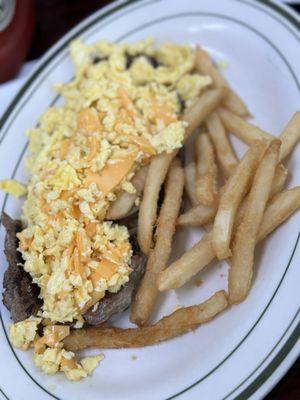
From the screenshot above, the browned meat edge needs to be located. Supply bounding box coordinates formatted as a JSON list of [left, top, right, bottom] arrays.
[[1, 212, 41, 322]]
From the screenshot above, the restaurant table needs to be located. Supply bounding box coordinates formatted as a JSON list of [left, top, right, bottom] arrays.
[[1, 1, 299, 399]]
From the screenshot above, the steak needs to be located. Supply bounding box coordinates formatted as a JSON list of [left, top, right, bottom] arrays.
[[83, 249, 146, 326], [1, 212, 41, 322], [1, 212, 146, 325]]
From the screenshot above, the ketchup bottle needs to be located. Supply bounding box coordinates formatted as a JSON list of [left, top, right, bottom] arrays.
[[0, 0, 35, 83]]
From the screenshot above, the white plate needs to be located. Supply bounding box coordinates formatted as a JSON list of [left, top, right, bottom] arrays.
[[0, 1, 299, 399]]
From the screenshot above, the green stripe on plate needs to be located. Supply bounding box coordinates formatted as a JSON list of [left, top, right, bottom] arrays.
[[232, 311, 300, 400], [0, 387, 9, 400]]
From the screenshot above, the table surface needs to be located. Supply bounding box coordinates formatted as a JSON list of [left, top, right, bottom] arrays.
[[21, 0, 299, 398]]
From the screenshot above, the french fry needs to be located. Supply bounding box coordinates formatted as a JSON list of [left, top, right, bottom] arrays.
[[235, 163, 288, 229], [177, 202, 218, 227], [182, 140, 241, 227], [179, 164, 285, 228], [132, 159, 184, 325], [138, 88, 227, 254], [228, 140, 280, 304], [195, 133, 218, 205], [184, 162, 199, 206], [157, 232, 214, 291], [270, 164, 288, 198], [218, 108, 293, 197], [195, 46, 249, 117], [212, 140, 269, 260], [183, 87, 228, 137], [158, 183, 299, 291], [106, 165, 148, 220], [206, 112, 238, 178], [278, 111, 300, 162], [137, 153, 173, 253], [64, 291, 228, 351], [179, 162, 286, 230], [218, 107, 273, 145], [257, 187, 300, 241], [181, 163, 284, 229]]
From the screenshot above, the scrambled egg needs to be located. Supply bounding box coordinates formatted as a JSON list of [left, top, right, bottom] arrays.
[[10, 318, 104, 380], [10, 316, 41, 350], [0, 179, 27, 197], [6, 38, 212, 381], [34, 348, 104, 381], [19, 221, 132, 323]]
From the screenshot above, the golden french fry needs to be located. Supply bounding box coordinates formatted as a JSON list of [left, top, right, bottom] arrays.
[[195, 46, 249, 117], [184, 162, 199, 207], [218, 108, 292, 197], [212, 140, 269, 260], [179, 180, 225, 229], [206, 112, 238, 178], [278, 111, 300, 162], [132, 159, 184, 325], [177, 202, 217, 227], [157, 232, 215, 291], [270, 164, 288, 198], [64, 291, 228, 351], [228, 140, 281, 304], [235, 163, 288, 229], [179, 182, 227, 228], [159, 184, 299, 291], [137, 153, 173, 253], [179, 164, 285, 229], [258, 187, 300, 241], [224, 92, 250, 119], [181, 159, 237, 228], [218, 107, 273, 145], [184, 87, 228, 137], [137, 88, 227, 254], [106, 165, 148, 220], [195, 133, 218, 205]]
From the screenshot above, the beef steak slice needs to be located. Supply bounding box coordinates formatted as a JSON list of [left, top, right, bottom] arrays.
[[83, 250, 146, 326], [1, 212, 41, 322]]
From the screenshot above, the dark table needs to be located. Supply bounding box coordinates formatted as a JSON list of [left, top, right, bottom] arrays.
[[26, 1, 299, 399]]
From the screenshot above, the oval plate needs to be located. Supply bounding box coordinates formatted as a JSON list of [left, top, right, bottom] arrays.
[[0, 1, 299, 399]]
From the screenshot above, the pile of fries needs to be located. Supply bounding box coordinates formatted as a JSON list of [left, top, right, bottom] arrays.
[[64, 46, 300, 352]]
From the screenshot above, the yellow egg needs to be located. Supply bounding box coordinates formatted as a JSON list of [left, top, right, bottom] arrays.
[[9, 317, 41, 350], [0, 179, 27, 197]]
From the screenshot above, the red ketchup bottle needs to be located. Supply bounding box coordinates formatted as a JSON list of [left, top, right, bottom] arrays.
[[0, 0, 35, 83]]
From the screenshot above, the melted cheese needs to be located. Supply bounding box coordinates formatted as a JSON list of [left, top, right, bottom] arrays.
[[77, 108, 102, 135], [85, 150, 137, 195]]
